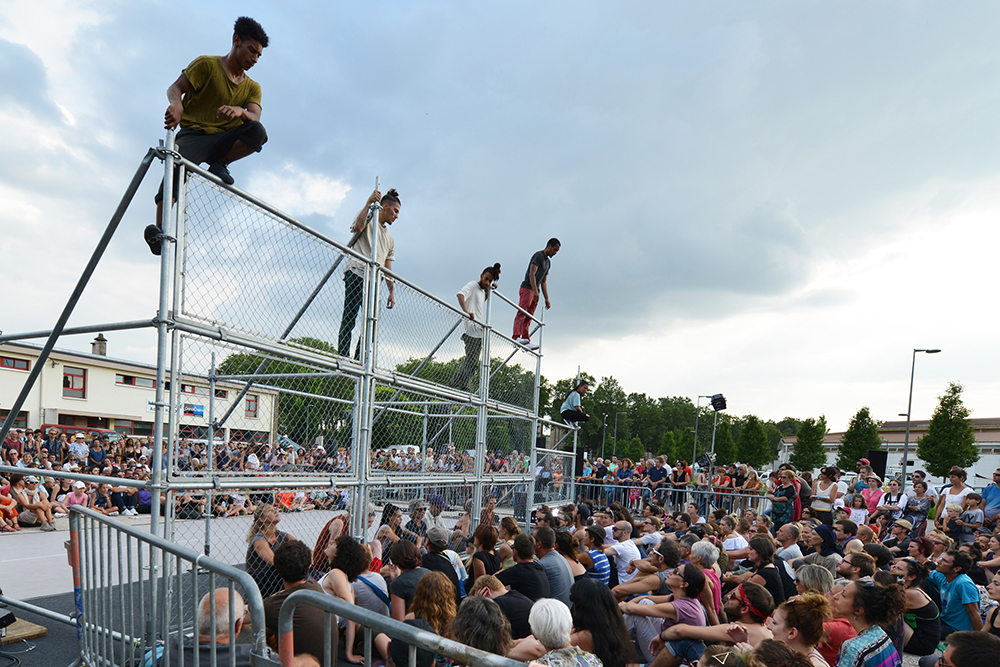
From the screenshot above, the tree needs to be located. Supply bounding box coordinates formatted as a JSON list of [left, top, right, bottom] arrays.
[[917, 382, 978, 478], [790, 416, 828, 473], [713, 418, 738, 465], [658, 431, 677, 460], [618, 436, 645, 463], [836, 407, 883, 470], [736, 416, 770, 467]]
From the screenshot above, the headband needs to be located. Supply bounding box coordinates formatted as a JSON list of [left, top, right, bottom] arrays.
[[737, 584, 768, 621]]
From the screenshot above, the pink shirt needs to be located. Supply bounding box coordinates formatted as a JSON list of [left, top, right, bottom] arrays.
[[862, 488, 884, 514], [65, 492, 89, 509]]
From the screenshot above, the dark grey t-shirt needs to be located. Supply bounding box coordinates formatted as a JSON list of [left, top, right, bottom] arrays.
[[389, 567, 429, 614], [520, 250, 551, 290]]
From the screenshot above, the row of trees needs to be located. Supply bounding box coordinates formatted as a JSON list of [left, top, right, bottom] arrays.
[[547, 375, 980, 477]]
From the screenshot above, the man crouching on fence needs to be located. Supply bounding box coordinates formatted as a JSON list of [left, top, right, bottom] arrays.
[[147, 16, 269, 255], [168, 588, 252, 666]]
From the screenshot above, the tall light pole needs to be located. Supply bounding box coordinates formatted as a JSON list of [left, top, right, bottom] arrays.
[[693, 395, 712, 464], [601, 413, 607, 460], [613, 411, 626, 458], [709, 394, 727, 456], [901, 348, 941, 483]]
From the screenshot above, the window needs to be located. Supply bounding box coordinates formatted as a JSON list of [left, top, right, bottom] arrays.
[[245, 395, 258, 418], [116, 374, 155, 388], [0, 409, 27, 429], [63, 366, 87, 399], [113, 420, 134, 435], [0, 356, 29, 371], [214, 389, 229, 399], [230, 429, 269, 444], [182, 384, 210, 397]]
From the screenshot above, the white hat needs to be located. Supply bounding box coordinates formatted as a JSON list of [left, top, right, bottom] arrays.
[[73, 481, 86, 489]]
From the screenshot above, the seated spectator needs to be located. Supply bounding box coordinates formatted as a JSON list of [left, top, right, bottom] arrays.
[[536, 526, 574, 606], [310, 514, 347, 580], [767, 593, 832, 667], [939, 630, 1000, 667], [470, 574, 534, 640], [347, 543, 391, 664], [168, 588, 252, 666], [135, 477, 153, 514], [388, 539, 429, 621], [753, 639, 815, 667], [529, 598, 603, 667], [836, 552, 877, 581], [16, 475, 56, 530], [578, 525, 611, 585], [889, 557, 941, 656], [567, 579, 635, 667], [613, 537, 679, 601], [832, 579, 905, 667], [448, 596, 512, 662], [389, 571, 458, 667], [422, 526, 464, 604], [108, 474, 138, 516], [263, 540, 335, 665], [467, 523, 502, 589], [64, 481, 90, 512], [0, 479, 18, 532], [555, 530, 588, 581], [863, 544, 893, 573], [319, 535, 367, 613], [497, 533, 551, 601], [618, 563, 706, 665], [246, 504, 296, 598]]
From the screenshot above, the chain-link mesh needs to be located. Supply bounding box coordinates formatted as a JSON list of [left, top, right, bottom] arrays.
[[161, 164, 559, 562]]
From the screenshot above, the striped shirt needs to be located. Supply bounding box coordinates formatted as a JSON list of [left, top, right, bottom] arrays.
[[836, 624, 901, 667], [587, 548, 610, 585]]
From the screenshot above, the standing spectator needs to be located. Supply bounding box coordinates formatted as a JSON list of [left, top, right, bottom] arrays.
[[812, 467, 842, 526], [935, 467, 975, 532], [980, 469, 1000, 530], [263, 540, 335, 665], [768, 471, 797, 532], [337, 188, 400, 357], [956, 494, 984, 544], [512, 238, 560, 350], [903, 482, 933, 537]]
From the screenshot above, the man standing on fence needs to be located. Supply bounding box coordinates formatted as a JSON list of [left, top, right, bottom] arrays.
[[147, 17, 270, 255], [512, 238, 560, 350], [338, 188, 400, 358], [450, 263, 502, 391]]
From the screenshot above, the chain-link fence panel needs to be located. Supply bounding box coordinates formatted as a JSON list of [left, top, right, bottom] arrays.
[[485, 331, 539, 411], [180, 174, 365, 351], [533, 450, 576, 508], [168, 333, 361, 479]]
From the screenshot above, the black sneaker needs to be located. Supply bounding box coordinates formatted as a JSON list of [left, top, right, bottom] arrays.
[[208, 162, 234, 185], [144, 224, 162, 256]]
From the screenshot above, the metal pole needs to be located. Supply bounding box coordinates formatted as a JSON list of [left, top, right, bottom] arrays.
[[710, 409, 719, 456], [693, 396, 702, 465], [901, 348, 940, 484], [473, 282, 491, 533], [206, 351, 216, 557], [601, 416, 607, 460], [614, 412, 619, 459], [0, 148, 156, 445]]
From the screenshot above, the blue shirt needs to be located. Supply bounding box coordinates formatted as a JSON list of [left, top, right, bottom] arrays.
[[586, 548, 611, 585], [560, 391, 581, 413], [927, 570, 980, 631], [981, 484, 1000, 520]]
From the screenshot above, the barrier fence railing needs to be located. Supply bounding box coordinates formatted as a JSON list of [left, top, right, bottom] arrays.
[[276, 589, 528, 667], [70, 504, 276, 667]]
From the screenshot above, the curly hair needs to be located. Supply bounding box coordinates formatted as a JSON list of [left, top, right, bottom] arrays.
[[569, 579, 635, 667], [330, 536, 368, 582], [777, 593, 831, 646], [411, 572, 457, 635], [851, 581, 906, 625], [234, 17, 269, 48], [450, 597, 511, 656]]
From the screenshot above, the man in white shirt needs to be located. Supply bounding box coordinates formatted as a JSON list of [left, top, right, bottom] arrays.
[[450, 264, 501, 391], [605, 521, 641, 584]]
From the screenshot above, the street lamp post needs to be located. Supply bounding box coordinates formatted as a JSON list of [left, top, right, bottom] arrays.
[[601, 414, 607, 459], [709, 394, 727, 456], [693, 395, 712, 464], [901, 348, 941, 483], [613, 411, 626, 459]]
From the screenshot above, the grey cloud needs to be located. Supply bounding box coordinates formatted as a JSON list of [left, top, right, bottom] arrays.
[[0, 38, 61, 120]]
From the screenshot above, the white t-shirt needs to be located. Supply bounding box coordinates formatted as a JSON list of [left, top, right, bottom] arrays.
[[941, 485, 974, 511], [610, 539, 641, 583], [723, 534, 749, 552], [457, 281, 489, 338], [638, 531, 664, 547]]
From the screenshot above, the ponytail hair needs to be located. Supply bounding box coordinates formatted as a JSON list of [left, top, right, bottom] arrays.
[[483, 263, 501, 279], [381, 188, 401, 206]]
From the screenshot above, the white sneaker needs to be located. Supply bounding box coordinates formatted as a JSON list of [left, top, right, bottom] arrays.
[[55, 513, 68, 518], [108, 511, 119, 516], [515, 338, 530, 345], [130, 508, 139, 516], [525, 342, 540, 351]]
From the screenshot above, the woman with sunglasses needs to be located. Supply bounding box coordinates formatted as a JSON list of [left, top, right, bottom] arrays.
[[926, 529, 953, 565], [888, 558, 941, 655], [831, 581, 904, 667], [767, 593, 832, 667]]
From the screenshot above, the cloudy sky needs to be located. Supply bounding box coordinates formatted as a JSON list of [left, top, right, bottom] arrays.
[[2, 1, 999, 432]]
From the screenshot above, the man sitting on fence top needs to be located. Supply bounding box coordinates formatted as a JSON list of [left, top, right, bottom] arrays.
[[169, 589, 252, 667], [146, 16, 269, 255]]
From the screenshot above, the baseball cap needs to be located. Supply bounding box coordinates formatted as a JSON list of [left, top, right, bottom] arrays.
[[24, 475, 39, 484], [858, 458, 870, 465], [426, 526, 449, 549], [73, 481, 86, 489]]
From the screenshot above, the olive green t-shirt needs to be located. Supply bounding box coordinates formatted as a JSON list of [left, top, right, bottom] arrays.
[[180, 56, 262, 134]]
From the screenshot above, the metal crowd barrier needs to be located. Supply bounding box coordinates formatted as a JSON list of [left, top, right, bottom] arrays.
[[276, 589, 528, 667], [70, 504, 276, 667], [572, 480, 771, 517]]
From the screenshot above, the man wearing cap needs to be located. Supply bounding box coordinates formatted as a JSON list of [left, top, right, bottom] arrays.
[[421, 526, 464, 605], [883, 519, 913, 556]]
